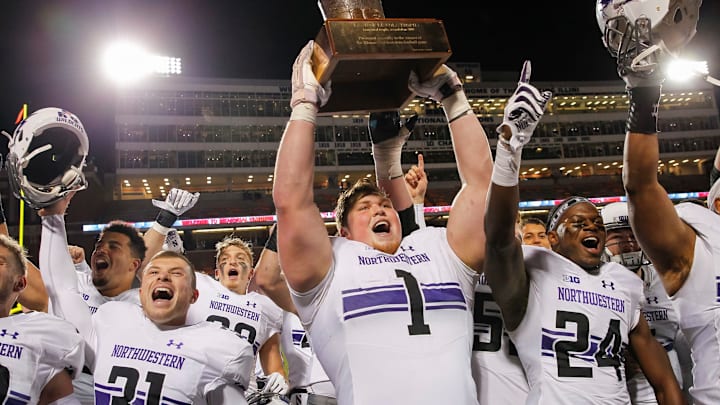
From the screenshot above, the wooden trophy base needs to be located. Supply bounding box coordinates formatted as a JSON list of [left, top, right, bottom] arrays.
[[312, 18, 452, 115]]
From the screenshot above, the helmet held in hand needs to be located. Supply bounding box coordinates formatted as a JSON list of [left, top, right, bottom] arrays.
[[5, 107, 89, 209]]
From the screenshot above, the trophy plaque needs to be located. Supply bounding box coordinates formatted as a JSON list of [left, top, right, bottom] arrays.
[[313, 0, 452, 115]]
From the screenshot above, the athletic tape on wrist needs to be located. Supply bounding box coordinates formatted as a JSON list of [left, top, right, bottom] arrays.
[[372, 144, 403, 180], [151, 221, 171, 236], [491, 141, 522, 187], [442, 91, 473, 123], [289, 103, 318, 125]]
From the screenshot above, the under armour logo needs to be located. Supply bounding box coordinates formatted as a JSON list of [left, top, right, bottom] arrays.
[[601, 280, 615, 290], [0, 329, 19, 339], [646, 296, 658, 305], [400, 245, 415, 252], [166, 339, 183, 349], [246, 301, 257, 308], [218, 293, 229, 300]]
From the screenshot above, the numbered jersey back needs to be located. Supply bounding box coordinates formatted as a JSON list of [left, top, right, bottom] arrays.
[[512, 245, 643, 404], [0, 312, 84, 405]]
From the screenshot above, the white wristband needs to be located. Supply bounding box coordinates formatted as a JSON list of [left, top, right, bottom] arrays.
[[151, 221, 171, 236], [289, 103, 318, 125], [491, 140, 522, 187], [414, 203, 426, 228], [442, 91, 473, 123]]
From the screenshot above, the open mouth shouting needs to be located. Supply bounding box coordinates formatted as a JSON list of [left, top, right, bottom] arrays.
[[581, 236, 602, 255], [372, 220, 390, 234]]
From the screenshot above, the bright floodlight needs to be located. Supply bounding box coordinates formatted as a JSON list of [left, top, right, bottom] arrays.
[[666, 59, 709, 82], [101, 40, 182, 85]]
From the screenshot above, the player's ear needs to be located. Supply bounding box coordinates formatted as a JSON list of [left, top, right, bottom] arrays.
[[191, 288, 199, 304], [547, 230, 560, 248], [339, 226, 350, 238], [14, 275, 27, 293]]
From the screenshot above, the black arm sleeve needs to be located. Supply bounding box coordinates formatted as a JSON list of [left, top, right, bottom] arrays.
[[398, 206, 420, 237]]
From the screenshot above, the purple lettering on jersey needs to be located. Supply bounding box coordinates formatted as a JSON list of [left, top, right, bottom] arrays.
[[208, 300, 260, 321], [357, 252, 431, 267], [557, 287, 626, 314], [0, 342, 22, 359], [110, 344, 186, 370]]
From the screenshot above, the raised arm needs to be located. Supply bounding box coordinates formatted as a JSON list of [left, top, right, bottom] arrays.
[[483, 61, 552, 330], [619, 58, 696, 295], [38, 194, 96, 368], [272, 40, 333, 293], [253, 225, 297, 314], [408, 64, 492, 271], [142, 188, 199, 275], [405, 153, 428, 228]]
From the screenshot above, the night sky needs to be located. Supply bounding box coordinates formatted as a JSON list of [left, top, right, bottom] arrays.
[[0, 1, 718, 171]]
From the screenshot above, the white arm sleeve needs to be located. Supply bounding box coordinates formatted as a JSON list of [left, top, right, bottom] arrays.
[[413, 203, 426, 228], [40, 215, 96, 367]]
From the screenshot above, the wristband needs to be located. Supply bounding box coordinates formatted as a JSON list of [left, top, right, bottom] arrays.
[[151, 221, 171, 236], [397, 205, 420, 237], [441, 90, 473, 123], [154, 209, 177, 230], [289, 103, 318, 125], [626, 86, 661, 134], [491, 139, 522, 187], [413, 203, 426, 229], [264, 225, 278, 252]]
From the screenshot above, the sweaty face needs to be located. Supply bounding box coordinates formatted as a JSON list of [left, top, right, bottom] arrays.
[[215, 245, 253, 294], [140, 256, 197, 326], [605, 227, 640, 256], [551, 203, 606, 271], [521, 223, 551, 249], [342, 194, 402, 254], [90, 232, 139, 296]]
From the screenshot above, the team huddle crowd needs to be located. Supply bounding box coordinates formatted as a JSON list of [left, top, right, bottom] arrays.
[[3, 1, 720, 404]]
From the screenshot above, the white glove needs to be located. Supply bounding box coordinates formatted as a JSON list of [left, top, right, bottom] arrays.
[[497, 61, 552, 152], [291, 40, 331, 109], [162, 228, 185, 254], [152, 188, 200, 217], [262, 372, 288, 396], [408, 64, 462, 103]]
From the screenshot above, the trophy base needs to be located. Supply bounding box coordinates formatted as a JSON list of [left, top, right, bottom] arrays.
[[312, 18, 452, 115]]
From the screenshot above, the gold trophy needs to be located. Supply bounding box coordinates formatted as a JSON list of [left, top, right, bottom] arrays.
[[313, 0, 452, 114]]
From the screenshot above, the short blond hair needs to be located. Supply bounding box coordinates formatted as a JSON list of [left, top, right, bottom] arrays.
[[0, 234, 27, 276], [215, 236, 253, 266]]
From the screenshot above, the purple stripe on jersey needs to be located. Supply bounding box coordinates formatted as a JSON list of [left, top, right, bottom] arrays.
[[343, 288, 408, 313], [425, 304, 467, 311], [95, 391, 112, 405], [95, 383, 124, 392], [163, 396, 192, 405], [422, 286, 465, 304], [6, 398, 27, 405], [9, 391, 30, 400], [345, 306, 411, 320]]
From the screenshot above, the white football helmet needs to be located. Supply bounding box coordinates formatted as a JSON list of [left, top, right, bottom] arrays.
[[4, 107, 89, 209], [601, 202, 647, 270], [596, 0, 702, 73]]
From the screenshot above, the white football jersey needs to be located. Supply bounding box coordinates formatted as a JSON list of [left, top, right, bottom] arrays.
[[291, 227, 479, 405], [0, 311, 84, 405], [187, 273, 283, 355], [472, 274, 529, 405], [281, 311, 335, 398], [511, 245, 643, 405], [75, 270, 140, 315], [627, 264, 683, 404], [673, 203, 720, 405], [91, 301, 254, 404]]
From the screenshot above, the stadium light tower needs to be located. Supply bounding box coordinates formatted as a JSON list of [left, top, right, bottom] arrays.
[[101, 40, 182, 85], [666, 58, 720, 87]]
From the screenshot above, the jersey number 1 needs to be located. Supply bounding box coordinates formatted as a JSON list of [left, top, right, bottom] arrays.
[[395, 270, 431, 335]]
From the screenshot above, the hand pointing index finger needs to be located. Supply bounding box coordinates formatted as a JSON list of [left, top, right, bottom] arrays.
[[518, 60, 532, 84]]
